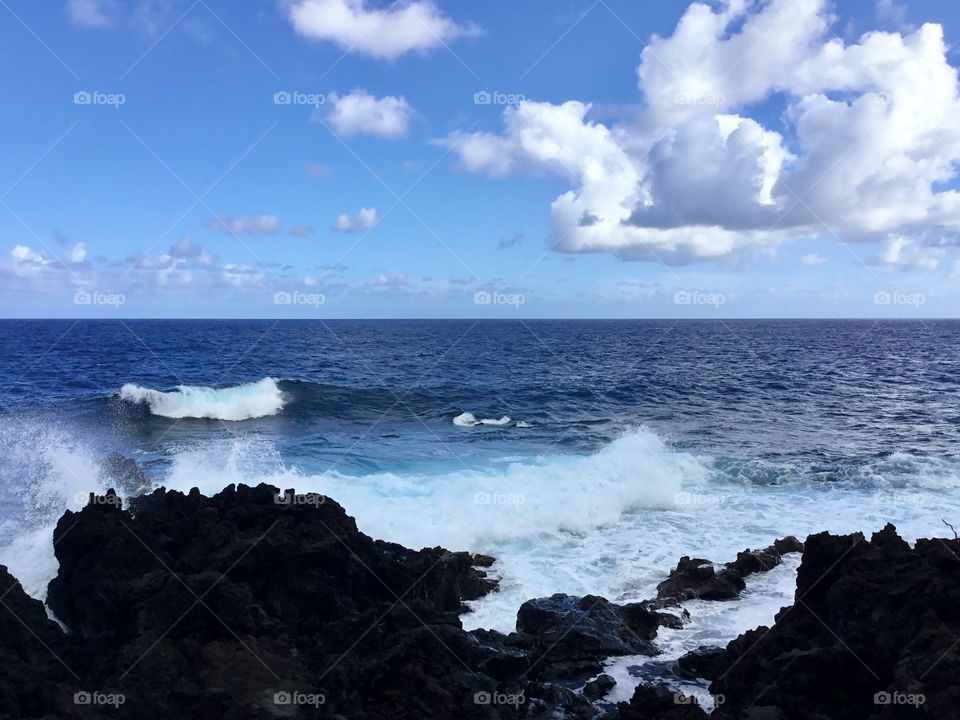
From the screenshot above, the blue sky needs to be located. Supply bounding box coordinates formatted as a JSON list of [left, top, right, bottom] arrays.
[[2, 0, 960, 318]]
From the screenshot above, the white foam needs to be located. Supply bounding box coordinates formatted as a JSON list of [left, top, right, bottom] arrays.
[[4, 422, 960, 651], [453, 412, 513, 427], [119, 377, 285, 421], [598, 555, 802, 709], [0, 421, 113, 600]]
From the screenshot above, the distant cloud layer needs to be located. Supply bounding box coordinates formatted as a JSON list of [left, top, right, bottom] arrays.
[[444, 0, 960, 267], [286, 0, 479, 60]]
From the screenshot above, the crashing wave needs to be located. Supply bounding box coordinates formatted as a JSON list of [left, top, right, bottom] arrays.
[[119, 378, 285, 421]]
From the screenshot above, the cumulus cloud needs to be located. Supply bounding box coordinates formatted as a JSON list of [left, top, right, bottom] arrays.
[[286, 0, 479, 60], [443, 0, 960, 266], [66, 0, 114, 28], [208, 214, 282, 236], [332, 207, 378, 232], [324, 90, 412, 138]]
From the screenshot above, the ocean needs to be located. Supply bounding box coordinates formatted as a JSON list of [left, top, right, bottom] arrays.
[[1, 319, 957, 695]]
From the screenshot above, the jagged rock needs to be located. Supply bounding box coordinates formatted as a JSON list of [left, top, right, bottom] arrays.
[[514, 594, 658, 680], [710, 524, 960, 720], [0, 566, 72, 720], [657, 558, 746, 601], [675, 646, 727, 681], [658, 536, 804, 604], [1, 485, 949, 720], [615, 683, 709, 719], [583, 673, 616, 701]]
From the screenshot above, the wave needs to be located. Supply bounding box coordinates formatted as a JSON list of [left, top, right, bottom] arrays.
[[3, 419, 960, 634], [453, 412, 514, 427], [119, 378, 285, 421]]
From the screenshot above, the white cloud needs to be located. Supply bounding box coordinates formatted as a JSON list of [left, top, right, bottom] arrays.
[[444, 0, 960, 266], [801, 253, 825, 266], [876, 235, 945, 270], [325, 90, 412, 138], [10, 245, 49, 274], [68, 242, 87, 263], [332, 207, 378, 233], [208, 214, 282, 236], [286, 0, 479, 60], [66, 0, 114, 28]]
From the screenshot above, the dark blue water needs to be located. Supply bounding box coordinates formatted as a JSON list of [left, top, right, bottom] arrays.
[[1, 319, 958, 476]]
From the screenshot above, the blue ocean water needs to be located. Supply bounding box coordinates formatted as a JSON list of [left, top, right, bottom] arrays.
[[0, 319, 958, 648]]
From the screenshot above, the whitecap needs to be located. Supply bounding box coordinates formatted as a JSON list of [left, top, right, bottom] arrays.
[[119, 377, 285, 421], [453, 412, 512, 427]]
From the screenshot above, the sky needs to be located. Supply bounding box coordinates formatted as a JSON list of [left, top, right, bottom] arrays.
[[2, 0, 960, 318]]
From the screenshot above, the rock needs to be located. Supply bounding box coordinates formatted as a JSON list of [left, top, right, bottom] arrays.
[[772, 536, 804, 555], [44, 484, 510, 720], [658, 536, 803, 604], [515, 594, 658, 680], [710, 524, 960, 720], [676, 646, 727, 681], [0, 566, 73, 719], [615, 683, 709, 719], [3, 486, 948, 720], [727, 536, 803, 578], [656, 557, 746, 602], [583, 673, 616, 701]]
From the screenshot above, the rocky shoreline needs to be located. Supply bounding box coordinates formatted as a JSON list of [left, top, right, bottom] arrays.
[[0, 483, 954, 719]]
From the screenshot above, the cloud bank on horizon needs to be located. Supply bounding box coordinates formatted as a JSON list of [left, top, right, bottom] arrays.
[[444, 0, 960, 267]]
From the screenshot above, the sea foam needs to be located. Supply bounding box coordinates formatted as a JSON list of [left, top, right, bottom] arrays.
[[453, 412, 513, 427], [119, 377, 285, 421]]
